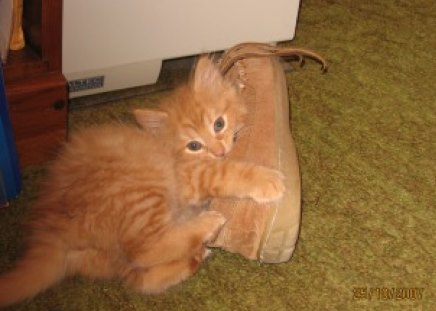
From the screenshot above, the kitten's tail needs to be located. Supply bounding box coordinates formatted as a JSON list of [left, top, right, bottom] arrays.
[[0, 241, 67, 307]]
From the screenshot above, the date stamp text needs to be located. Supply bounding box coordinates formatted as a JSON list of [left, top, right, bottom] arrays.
[[352, 287, 424, 301]]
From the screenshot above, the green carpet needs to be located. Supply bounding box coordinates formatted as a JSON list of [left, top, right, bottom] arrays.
[[1, 0, 435, 310]]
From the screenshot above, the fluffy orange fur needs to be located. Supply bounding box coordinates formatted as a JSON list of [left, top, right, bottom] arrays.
[[0, 56, 285, 307]]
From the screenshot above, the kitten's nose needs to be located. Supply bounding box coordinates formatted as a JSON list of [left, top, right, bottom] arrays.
[[211, 145, 226, 158]]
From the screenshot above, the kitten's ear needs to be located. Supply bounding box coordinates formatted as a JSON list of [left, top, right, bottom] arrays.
[[193, 55, 225, 92], [134, 109, 168, 129]]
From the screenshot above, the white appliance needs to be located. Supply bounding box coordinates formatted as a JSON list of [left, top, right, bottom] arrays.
[[63, 0, 300, 98]]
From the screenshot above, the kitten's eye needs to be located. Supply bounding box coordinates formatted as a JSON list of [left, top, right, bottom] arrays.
[[214, 117, 225, 133], [186, 141, 203, 151]]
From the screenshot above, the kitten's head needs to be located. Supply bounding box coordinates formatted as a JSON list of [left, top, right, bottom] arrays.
[[134, 56, 247, 159]]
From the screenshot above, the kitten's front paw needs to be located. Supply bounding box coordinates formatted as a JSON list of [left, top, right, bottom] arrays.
[[249, 167, 286, 203], [197, 211, 227, 243]]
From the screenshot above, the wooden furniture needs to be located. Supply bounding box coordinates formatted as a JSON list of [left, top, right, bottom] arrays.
[[3, 0, 67, 167]]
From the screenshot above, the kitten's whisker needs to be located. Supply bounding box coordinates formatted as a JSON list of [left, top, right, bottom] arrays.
[[233, 124, 253, 141]]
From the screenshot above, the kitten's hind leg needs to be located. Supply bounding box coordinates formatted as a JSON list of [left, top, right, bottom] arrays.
[[67, 249, 116, 279], [125, 211, 225, 268], [124, 247, 211, 294]]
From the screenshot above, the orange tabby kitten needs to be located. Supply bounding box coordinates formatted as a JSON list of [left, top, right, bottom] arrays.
[[0, 56, 285, 307]]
